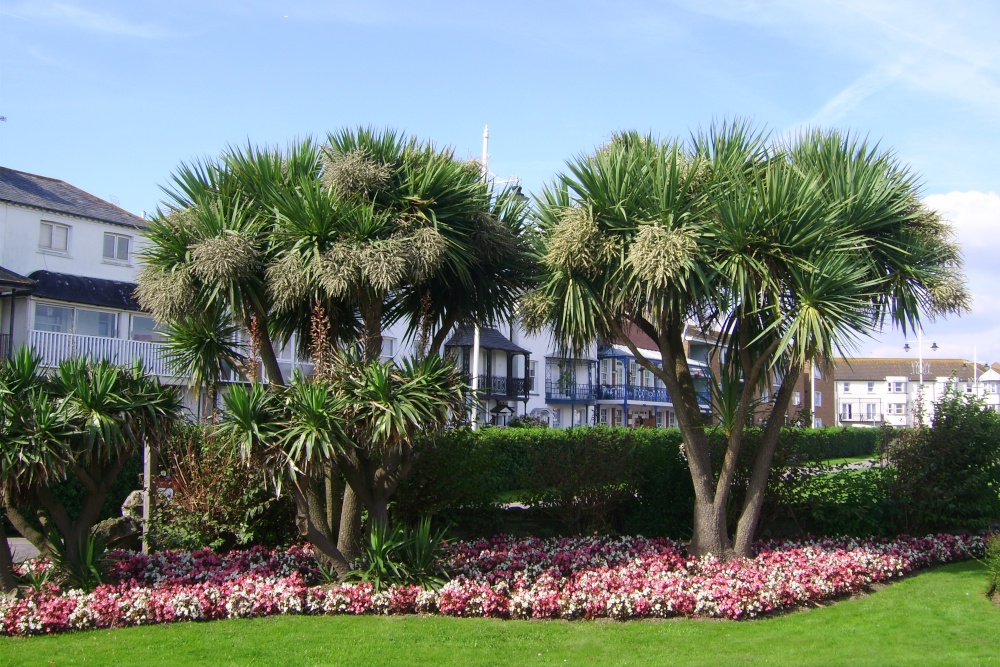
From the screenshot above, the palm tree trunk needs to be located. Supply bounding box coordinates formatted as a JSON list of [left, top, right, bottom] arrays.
[[733, 364, 801, 556], [337, 486, 363, 563], [0, 518, 17, 593]]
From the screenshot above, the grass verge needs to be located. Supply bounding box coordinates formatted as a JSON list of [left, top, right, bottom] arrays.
[[2, 561, 997, 667]]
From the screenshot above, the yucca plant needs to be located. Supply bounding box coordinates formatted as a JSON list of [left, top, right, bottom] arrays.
[[0, 350, 181, 590]]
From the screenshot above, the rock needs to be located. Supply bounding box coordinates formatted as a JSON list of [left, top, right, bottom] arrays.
[[91, 517, 142, 552], [122, 490, 144, 521]]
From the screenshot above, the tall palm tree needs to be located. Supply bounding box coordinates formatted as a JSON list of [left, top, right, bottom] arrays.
[[529, 121, 968, 558]]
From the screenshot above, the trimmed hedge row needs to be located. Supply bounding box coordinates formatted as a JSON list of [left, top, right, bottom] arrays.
[[393, 426, 890, 539]]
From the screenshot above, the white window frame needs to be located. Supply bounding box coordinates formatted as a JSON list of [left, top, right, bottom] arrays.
[[529, 361, 538, 393], [842, 382, 850, 393], [39, 221, 70, 253], [103, 232, 131, 263], [33, 302, 119, 338], [867, 381, 875, 393], [792, 391, 801, 406], [815, 391, 822, 407]]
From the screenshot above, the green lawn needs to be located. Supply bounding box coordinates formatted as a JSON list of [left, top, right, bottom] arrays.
[[2, 561, 997, 667]]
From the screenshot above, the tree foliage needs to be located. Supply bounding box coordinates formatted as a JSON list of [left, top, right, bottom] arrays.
[[529, 121, 968, 557], [0, 349, 181, 590]]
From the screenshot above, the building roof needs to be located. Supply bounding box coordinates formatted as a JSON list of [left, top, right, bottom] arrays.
[[834, 357, 985, 383], [0, 265, 35, 290], [0, 167, 145, 229], [444, 327, 530, 355], [28, 270, 141, 312]]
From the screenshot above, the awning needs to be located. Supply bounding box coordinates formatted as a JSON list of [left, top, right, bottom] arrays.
[[0, 266, 35, 291], [27, 270, 141, 312], [444, 327, 530, 355]]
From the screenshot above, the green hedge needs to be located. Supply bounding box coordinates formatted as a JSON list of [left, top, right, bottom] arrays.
[[394, 425, 908, 540]]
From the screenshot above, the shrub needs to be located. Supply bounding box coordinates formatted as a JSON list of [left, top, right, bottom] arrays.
[[523, 427, 642, 532], [149, 423, 296, 551], [888, 386, 1000, 533], [984, 534, 1000, 597]]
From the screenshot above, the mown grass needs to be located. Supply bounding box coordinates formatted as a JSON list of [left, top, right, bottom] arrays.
[[2, 561, 997, 667]]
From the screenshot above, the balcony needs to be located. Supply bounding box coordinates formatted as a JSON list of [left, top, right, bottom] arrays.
[[545, 381, 597, 403], [597, 384, 672, 403], [464, 374, 530, 399], [30, 330, 172, 377], [838, 399, 882, 423]]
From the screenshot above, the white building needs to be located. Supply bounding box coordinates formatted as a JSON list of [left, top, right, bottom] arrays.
[[833, 357, 993, 428], [0, 167, 170, 377]]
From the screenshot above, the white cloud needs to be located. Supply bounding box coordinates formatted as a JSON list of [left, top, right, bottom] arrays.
[[856, 191, 1000, 362]]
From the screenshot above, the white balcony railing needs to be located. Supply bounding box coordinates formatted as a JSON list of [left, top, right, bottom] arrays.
[[30, 330, 172, 377]]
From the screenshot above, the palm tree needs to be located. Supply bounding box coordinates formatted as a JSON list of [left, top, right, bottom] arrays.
[[160, 301, 244, 421], [219, 350, 464, 580], [529, 121, 968, 558], [0, 351, 181, 586], [141, 127, 535, 561]]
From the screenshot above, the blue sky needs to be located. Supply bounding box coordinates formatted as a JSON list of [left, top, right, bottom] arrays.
[[2, 0, 999, 362]]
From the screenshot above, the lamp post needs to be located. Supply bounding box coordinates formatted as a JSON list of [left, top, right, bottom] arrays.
[[903, 330, 938, 425]]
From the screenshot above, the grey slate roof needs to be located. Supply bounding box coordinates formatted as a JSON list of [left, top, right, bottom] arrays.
[[835, 358, 985, 383], [444, 327, 530, 354], [0, 266, 35, 290], [28, 270, 141, 312], [0, 167, 145, 229]]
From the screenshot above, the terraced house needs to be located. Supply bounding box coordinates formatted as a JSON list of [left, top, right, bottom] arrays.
[[0, 167, 169, 377]]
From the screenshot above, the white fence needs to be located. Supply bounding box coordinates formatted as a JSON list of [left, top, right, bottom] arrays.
[[30, 330, 171, 377]]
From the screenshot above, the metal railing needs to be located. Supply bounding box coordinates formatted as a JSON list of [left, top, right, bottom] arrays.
[[30, 330, 171, 376], [467, 374, 530, 398], [597, 384, 672, 403], [545, 381, 598, 402], [0, 333, 9, 360]]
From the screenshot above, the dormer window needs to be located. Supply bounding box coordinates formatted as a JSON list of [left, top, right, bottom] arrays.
[[39, 222, 69, 252], [103, 233, 130, 262]]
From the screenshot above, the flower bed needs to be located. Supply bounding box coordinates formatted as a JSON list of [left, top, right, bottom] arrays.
[[0, 533, 985, 636]]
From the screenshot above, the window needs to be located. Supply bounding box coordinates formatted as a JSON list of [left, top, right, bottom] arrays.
[[842, 382, 850, 393], [34, 304, 117, 337], [815, 417, 823, 427], [551, 408, 562, 428], [130, 315, 164, 342], [840, 403, 853, 420], [815, 391, 822, 407], [792, 391, 801, 406], [103, 233, 130, 262], [887, 403, 906, 415], [380, 337, 395, 359], [75, 309, 118, 338], [864, 403, 878, 420], [33, 304, 73, 333], [628, 360, 638, 386], [867, 382, 875, 393], [599, 408, 609, 425], [39, 222, 69, 252], [888, 381, 905, 393], [529, 361, 538, 393]]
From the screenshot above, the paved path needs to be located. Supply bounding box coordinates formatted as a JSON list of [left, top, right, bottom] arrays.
[[7, 538, 39, 563]]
